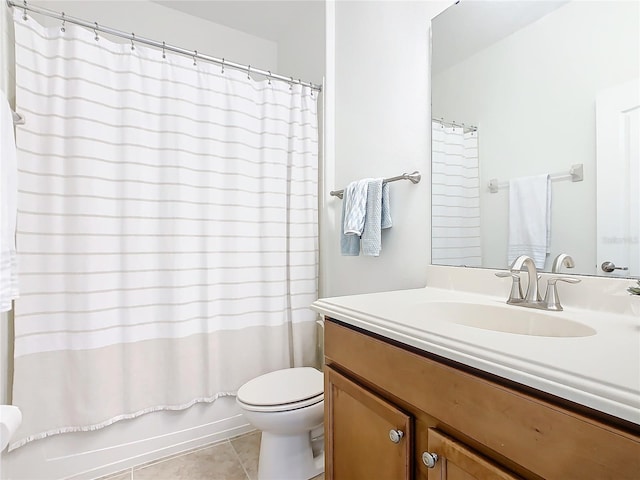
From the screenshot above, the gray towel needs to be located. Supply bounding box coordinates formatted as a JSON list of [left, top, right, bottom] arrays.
[[381, 181, 392, 229], [362, 179, 392, 256]]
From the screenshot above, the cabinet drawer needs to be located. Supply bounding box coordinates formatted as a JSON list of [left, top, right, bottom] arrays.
[[325, 319, 640, 479], [424, 428, 521, 480]]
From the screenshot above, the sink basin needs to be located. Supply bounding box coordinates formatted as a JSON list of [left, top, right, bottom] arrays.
[[418, 302, 596, 337]]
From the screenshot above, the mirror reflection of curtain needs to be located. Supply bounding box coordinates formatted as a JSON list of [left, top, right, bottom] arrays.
[[431, 121, 481, 267]]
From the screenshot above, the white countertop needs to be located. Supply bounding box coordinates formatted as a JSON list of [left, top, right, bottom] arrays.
[[312, 284, 640, 425]]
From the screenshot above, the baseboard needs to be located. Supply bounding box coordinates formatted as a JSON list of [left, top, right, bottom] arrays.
[[67, 416, 253, 480], [1, 397, 251, 480]]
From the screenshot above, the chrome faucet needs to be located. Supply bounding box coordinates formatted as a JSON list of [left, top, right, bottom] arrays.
[[551, 253, 575, 273], [496, 254, 581, 311], [509, 255, 542, 307]]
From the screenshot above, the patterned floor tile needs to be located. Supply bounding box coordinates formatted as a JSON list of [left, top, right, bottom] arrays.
[[230, 431, 261, 480], [98, 471, 132, 480], [133, 442, 247, 480]]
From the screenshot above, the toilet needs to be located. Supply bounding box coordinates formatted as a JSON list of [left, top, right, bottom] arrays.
[[236, 367, 324, 480]]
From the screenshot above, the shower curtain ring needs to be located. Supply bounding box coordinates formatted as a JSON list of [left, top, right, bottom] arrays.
[[268, 71, 271, 85], [221, 58, 225, 74], [60, 12, 65, 32], [130, 33, 135, 51], [162, 41, 166, 59], [94, 22, 99, 41], [193, 50, 197, 66], [22, 0, 27, 20], [289, 77, 293, 90], [247, 65, 251, 80]]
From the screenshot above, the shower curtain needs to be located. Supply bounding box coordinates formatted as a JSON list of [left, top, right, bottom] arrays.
[[431, 121, 481, 267], [10, 12, 318, 449]]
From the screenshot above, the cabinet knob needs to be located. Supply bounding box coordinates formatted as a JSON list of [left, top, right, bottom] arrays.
[[388, 429, 404, 444], [422, 451, 439, 468]]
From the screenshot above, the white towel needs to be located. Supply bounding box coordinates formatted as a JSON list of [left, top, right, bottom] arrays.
[[507, 174, 551, 269], [340, 178, 370, 256], [362, 179, 392, 256], [0, 98, 19, 311], [342, 179, 370, 235]]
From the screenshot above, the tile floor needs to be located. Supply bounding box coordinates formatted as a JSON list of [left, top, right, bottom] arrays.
[[100, 431, 325, 480]]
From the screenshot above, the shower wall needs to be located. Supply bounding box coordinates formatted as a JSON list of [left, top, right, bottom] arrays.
[[0, 2, 323, 479]]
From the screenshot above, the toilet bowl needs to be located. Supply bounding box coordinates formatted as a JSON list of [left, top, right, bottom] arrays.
[[236, 367, 324, 480]]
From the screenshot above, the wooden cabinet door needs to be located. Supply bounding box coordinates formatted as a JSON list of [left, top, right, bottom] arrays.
[[325, 367, 412, 480], [425, 429, 521, 480]]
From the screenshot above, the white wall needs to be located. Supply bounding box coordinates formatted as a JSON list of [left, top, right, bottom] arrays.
[[0, 0, 16, 431], [432, 1, 639, 274], [322, 0, 449, 298], [0, 1, 318, 479], [276, 7, 325, 87], [0, 0, 15, 103], [27, 1, 278, 69]]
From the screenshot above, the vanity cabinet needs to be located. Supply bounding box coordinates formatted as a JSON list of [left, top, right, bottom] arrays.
[[325, 367, 411, 479], [423, 428, 520, 480], [324, 319, 640, 480]]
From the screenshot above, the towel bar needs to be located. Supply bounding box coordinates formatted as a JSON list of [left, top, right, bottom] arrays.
[[488, 164, 583, 193], [330, 171, 421, 199]]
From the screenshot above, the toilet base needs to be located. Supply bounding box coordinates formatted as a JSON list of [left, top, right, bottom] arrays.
[[258, 430, 324, 480]]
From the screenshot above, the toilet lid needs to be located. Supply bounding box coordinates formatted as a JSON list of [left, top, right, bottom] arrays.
[[237, 367, 323, 407]]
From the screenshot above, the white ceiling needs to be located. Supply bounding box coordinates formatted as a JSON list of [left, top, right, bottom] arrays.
[[153, 1, 324, 43]]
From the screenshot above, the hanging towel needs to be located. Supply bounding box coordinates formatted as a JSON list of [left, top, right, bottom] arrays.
[[507, 174, 551, 269], [340, 180, 367, 255], [362, 179, 392, 256], [342, 179, 370, 235], [0, 98, 19, 311], [381, 182, 392, 230]]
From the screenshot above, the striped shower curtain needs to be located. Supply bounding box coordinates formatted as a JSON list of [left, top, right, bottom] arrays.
[[10, 12, 318, 449], [431, 121, 481, 266]]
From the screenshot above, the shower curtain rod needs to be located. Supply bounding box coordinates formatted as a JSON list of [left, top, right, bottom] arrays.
[[432, 117, 477, 132], [6, 0, 322, 93]]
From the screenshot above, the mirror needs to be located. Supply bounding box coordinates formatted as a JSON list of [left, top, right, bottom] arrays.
[[431, 0, 639, 278]]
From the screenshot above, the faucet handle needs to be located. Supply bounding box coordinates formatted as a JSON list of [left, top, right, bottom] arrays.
[[543, 276, 581, 311], [547, 276, 581, 285], [495, 271, 524, 303]]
